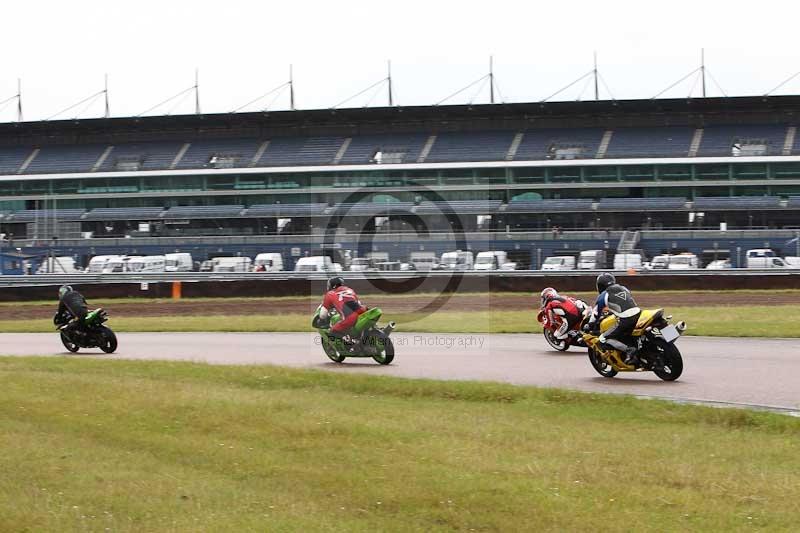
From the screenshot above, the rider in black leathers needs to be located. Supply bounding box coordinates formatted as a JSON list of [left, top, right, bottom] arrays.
[[54, 285, 88, 336], [585, 273, 642, 364]]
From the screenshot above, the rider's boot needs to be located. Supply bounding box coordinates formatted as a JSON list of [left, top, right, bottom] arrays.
[[601, 338, 638, 365]]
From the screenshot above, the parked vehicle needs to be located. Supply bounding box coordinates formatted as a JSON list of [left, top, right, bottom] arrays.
[[440, 250, 474, 270], [649, 254, 670, 270], [745, 249, 789, 268], [37, 256, 81, 274], [541, 256, 576, 271], [199, 259, 217, 272], [666, 253, 699, 270], [613, 253, 643, 270], [582, 309, 686, 381], [212, 256, 253, 272], [705, 259, 732, 270], [294, 256, 343, 273], [87, 255, 125, 274], [253, 253, 284, 272], [165, 253, 194, 272], [311, 305, 396, 364], [125, 255, 167, 273], [475, 251, 516, 271], [349, 258, 376, 272], [409, 251, 439, 271], [577, 250, 606, 270]]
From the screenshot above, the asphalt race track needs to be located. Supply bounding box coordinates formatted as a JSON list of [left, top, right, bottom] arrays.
[[2, 332, 798, 413]]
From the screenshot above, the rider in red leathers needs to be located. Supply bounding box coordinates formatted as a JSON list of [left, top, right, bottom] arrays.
[[320, 277, 367, 339], [540, 287, 589, 342]]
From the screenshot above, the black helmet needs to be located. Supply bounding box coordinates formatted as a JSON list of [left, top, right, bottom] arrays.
[[596, 273, 616, 294], [327, 277, 344, 291], [58, 285, 73, 299]]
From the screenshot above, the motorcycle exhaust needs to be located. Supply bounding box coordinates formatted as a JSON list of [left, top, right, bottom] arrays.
[[383, 322, 396, 335], [676, 321, 687, 333]]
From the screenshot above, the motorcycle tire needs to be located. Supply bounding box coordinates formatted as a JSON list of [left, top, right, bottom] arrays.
[[99, 326, 118, 354], [60, 332, 80, 353], [588, 347, 618, 378], [370, 334, 395, 365], [649, 338, 683, 381], [321, 336, 346, 363], [543, 329, 569, 351]]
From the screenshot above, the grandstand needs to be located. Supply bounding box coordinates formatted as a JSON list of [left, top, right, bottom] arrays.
[[2, 94, 800, 267]]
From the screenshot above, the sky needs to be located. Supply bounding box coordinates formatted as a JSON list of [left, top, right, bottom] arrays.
[[1, 0, 799, 122]]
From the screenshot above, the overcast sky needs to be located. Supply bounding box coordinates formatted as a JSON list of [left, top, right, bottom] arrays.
[[1, 0, 799, 122]]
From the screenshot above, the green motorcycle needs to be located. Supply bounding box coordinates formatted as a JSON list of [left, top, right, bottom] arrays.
[[311, 305, 396, 364], [57, 308, 118, 354]]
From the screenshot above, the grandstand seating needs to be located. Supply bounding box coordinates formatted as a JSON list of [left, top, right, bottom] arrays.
[[604, 127, 694, 159], [161, 205, 246, 219], [338, 133, 429, 164], [425, 131, 515, 162], [0, 146, 34, 174], [7, 208, 86, 222], [82, 207, 166, 221], [414, 200, 503, 214], [99, 141, 183, 172], [698, 125, 787, 157], [513, 128, 605, 160], [503, 199, 594, 212], [692, 196, 782, 209], [329, 202, 416, 215], [596, 197, 687, 210], [25, 144, 107, 174], [176, 138, 262, 169], [259, 136, 345, 166], [244, 203, 329, 217]]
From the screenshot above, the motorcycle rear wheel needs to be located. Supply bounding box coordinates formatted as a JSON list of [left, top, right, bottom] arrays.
[[543, 329, 569, 351], [321, 336, 346, 363], [99, 326, 118, 354], [60, 332, 80, 353], [370, 334, 395, 365], [650, 339, 683, 381], [588, 348, 618, 378]]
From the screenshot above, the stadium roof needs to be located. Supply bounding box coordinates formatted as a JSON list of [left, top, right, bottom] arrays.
[[2, 95, 800, 146]]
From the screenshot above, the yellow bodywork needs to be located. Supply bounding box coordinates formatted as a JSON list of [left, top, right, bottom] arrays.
[[585, 308, 664, 372]]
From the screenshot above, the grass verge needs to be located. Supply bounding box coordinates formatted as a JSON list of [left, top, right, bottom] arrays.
[[0, 356, 798, 532], [0, 305, 798, 336]]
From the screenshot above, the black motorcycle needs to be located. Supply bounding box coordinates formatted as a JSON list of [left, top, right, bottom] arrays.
[[56, 308, 118, 354]]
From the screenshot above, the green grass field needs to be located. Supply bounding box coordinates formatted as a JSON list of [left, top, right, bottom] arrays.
[[1, 356, 797, 532], [0, 305, 799, 337]]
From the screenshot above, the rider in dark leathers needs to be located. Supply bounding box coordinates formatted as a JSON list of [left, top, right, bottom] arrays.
[[586, 273, 642, 363], [54, 285, 88, 336]]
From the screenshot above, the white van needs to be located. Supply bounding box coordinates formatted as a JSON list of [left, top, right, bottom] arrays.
[[745, 249, 788, 269], [165, 253, 193, 272], [253, 253, 284, 272], [126, 255, 167, 273], [349, 258, 375, 272], [541, 256, 576, 271], [212, 256, 253, 272], [37, 256, 81, 274], [475, 251, 512, 271], [577, 250, 606, 270], [294, 256, 343, 273], [613, 253, 643, 270], [409, 251, 439, 271], [87, 255, 125, 274], [667, 253, 699, 270], [440, 250, 474, 270]]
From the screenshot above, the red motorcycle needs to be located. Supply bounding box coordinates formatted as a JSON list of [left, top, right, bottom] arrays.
[[537, 306, 588, 352]]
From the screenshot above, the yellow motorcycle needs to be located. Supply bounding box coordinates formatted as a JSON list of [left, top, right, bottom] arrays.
[[582, 309, 686, 381]]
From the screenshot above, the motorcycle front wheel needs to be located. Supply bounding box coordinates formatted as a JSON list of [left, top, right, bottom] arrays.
[[543, 329, 569, 351], [588, 348, 618, 378], [99, 326, 118, 354], [320, 336, 346, 363], [60, 332, 80, 353], [649, 338, 683, 381]]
